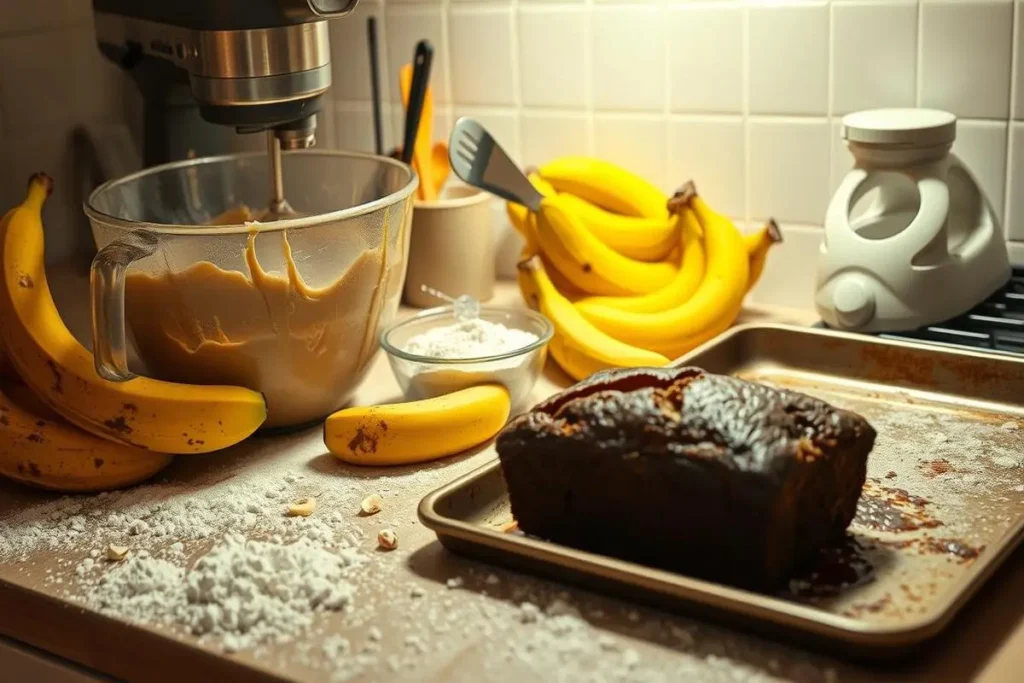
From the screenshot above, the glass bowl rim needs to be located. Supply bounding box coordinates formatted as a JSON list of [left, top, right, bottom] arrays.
[[83, 149, 419, 236], [380, 305, 554, 364]]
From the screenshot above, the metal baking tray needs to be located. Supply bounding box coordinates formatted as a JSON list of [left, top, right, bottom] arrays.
[[418, 324, 1024, 660]]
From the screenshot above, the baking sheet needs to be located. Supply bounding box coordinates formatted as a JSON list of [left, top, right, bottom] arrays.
[[418, 324, 1024, 659]]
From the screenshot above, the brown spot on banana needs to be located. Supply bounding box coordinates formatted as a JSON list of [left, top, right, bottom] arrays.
[[28, 462, 41, 477], [94, 458, 104, 469], [45, 359, 63, 394], [26, 433, 42, 443], [103, 416, 132, 434], [582, 263, 592, 273], [17, 274, 33, 289]]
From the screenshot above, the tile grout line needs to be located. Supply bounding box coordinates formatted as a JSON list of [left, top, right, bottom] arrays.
[[914, 0, 923, 108], [827, 0, 836, 203], [661, 0, 671, 193], [585, 0, 596, 156], [509, 0, 523, 161], [1004, 0, 1018, 240], [742, 2, 751, 228]]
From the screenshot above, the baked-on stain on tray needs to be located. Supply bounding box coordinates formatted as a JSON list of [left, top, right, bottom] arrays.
[[419, 325, 1024, 656]]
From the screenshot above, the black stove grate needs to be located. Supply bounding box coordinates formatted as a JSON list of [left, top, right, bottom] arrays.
[[819, 266, 1024, 357]]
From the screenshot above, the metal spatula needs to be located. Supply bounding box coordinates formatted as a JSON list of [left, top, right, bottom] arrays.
[[448, 117, 543, 210]]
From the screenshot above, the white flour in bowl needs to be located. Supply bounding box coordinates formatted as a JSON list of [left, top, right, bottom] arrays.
[[403, 318, 538, 359], [399, 318, 542, 409]]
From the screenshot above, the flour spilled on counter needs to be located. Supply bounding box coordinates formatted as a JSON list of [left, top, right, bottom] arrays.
[[80, 534, 359, 653], [0, 431, 833, 682]]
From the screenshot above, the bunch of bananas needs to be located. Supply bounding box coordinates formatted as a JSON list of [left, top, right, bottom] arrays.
[[0, 174, 267, 493], [510, 157, 782, 381]]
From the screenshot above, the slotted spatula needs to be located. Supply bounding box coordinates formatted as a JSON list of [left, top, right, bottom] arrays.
[[448, 117, 543, 210]]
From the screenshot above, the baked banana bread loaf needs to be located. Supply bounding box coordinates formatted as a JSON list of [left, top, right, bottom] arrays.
[[495, 366, 876, 591]]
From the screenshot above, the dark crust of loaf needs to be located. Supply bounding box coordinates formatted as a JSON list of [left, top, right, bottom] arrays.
[[495, 366, 876, 591]]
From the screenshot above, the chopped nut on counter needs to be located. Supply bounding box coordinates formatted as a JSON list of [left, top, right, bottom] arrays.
[[500, 519, 519, 534], [377, 528, 398, 550], [106, 544, 129, 562], [286, 498, 317, 517], [360, 494, 384, 516]]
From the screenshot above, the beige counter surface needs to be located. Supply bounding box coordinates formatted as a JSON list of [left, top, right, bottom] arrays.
[[0, 281, 1021, 683]]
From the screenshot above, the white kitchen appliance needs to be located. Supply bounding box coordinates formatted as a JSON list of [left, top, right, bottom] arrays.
[[815, 108, 1011, 332]]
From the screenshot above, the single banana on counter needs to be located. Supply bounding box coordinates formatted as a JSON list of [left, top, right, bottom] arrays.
[[0, 374, 173, 492], [535, 195, 677, 296], [519, 255, 668, 381], [576, 181, 749, 359], [575, 208, 705, 315], [324, 385, 511, 466], [743, 219, 783, 293], [537, 156, 668, 220], [0, 174, 267, 454]]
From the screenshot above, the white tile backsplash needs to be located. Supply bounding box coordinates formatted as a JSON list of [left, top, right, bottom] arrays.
[[952, 120, 1009, 225], [831, 1, 918, 115], [920, 0, 1014, 119], [2, 0, 1023, 312], [328, 0, 386, 103], [593, 115, 669, 194], [591, 4, 665, 112], [669, 117, 746, 220], [385, 5, 449, 105], [518, 6, 588, 109], [522, 112, 591, 166], [1004, 122, 1024, 240], [449, 4, 516, 107], [749, 118, 831, 225], [748, 3, 829, 116], [667, 4, 744, 115]]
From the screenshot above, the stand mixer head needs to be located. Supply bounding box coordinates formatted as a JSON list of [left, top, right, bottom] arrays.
[[92, 0, 359, 180]]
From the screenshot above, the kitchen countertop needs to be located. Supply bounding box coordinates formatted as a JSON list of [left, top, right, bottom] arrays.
[[0, 280, 1021, 683]]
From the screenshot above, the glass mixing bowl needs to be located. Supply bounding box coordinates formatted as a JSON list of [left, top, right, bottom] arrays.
[[380, 306, 553, 411], [86, 151, 417, 429]]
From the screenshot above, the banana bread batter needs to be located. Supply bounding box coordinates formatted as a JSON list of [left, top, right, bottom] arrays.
[[124, 212, 405, 428]]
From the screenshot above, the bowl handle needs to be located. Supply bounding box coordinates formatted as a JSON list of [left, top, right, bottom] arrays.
[[89, 230, 159, 382]]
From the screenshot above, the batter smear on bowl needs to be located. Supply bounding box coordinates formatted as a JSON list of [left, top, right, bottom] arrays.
[[124, 219, 405, 428]]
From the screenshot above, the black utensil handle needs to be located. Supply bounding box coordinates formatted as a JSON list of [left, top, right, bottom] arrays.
[[367, 17, 384, 156], [401, 39, 434, 165]]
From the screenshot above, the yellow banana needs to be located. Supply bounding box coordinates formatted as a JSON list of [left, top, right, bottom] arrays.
[[743, 219, 783, 293], [537, 156, 668, 219], [535, 195, 677, 296], [505, 173, 555, 253], [0, 376, 172, 492], [519, 256, 669, 379], [575, 208, 705, 315], [555, 194, 677, 262], [576, 182, 749, 359], [509, 172, 674, 261], [0, 174, 267, 454], [325, 384, 511, 466]]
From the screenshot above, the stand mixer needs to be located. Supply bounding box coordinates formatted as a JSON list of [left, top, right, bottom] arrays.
[[92, 0, 360, 215]]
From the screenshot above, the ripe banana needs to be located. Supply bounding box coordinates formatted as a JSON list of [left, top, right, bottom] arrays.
[[743, 219, 783, 293], [509, 173, 675, 263], [557, 194, 677, 262], [535, 195, 677, 296], [576, 182, 749, 359], [0, 375, 173, 492], [537, 156, 668, 220], [519, 256, 668, 380], [324, 385, 511, 466], [0, 174, 267, 454], [575, 208, 705, 315]]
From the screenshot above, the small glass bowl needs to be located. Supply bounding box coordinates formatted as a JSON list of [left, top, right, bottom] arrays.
[[380, 306, 554, 410]]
